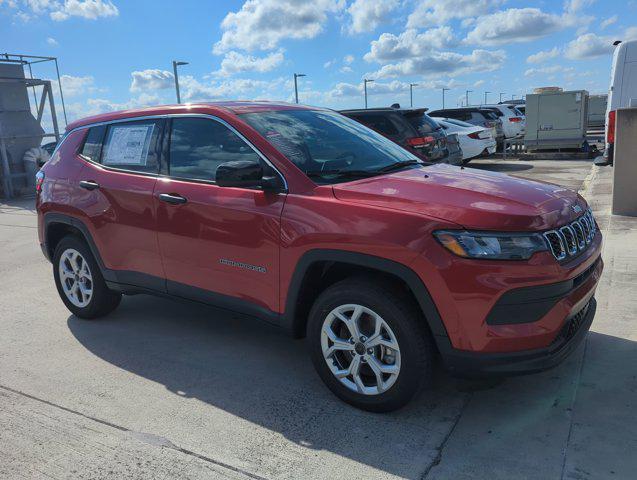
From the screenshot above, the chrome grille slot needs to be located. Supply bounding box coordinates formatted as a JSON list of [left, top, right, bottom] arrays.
[[571, 221, 585, 249], [560, 225, 577, 255], [579, 216, 591, 242], [543, 231, 566, 260]]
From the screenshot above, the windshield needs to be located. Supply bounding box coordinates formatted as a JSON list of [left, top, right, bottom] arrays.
[[404, 112, 440, 135], [241, 109, 423, 184]]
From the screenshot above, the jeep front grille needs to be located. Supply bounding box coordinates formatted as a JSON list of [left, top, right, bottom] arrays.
[[543, 209, 597, 261]]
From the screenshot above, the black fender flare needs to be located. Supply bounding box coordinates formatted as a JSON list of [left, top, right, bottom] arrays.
[[43, 213, 117, 283], [281, 249, 450, 347]]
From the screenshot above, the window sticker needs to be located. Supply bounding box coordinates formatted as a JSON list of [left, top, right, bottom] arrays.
[[103, 124, 154, 165]]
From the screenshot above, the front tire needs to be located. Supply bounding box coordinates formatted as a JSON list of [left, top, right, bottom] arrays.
[[307, 277, 434, 412], [53, 235, 121, 319]]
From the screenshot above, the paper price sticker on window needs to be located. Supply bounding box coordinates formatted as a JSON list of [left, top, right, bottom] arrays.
[[103, 124, 154, 166]]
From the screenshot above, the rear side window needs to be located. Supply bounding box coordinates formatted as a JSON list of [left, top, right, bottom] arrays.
[[80, 126, 106, 162], [349, 114, 399, 136], [405, 113, 439, 135], [101, 120, 162, 173], [168, 117, 261, 182]]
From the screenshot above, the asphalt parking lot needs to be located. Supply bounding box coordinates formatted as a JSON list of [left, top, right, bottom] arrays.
[[1, 159, 635, 480]]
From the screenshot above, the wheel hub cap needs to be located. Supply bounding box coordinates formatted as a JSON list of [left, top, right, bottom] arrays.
[[59, 248, 93, 308]]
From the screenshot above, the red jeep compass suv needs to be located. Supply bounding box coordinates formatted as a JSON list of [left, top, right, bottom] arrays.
[[36, 102, 603, 412]]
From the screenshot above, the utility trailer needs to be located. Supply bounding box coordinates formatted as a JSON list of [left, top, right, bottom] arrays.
[[524, 89, 589, 151], [587, 94, 608, 129]]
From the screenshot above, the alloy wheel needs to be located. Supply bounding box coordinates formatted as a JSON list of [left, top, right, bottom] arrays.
[[320, 303, 401, 395], [58, 248, 93, 308]]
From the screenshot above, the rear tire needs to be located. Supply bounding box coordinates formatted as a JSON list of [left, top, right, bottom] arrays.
[[53, 235, 121, 319], [307, 277, 434, 412]]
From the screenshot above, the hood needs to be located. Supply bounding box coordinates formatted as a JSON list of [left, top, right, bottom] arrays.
[[332, 164, 587, 231]]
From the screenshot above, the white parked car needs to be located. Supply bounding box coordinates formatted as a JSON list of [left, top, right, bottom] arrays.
[[480, 104, 526, 139], [432, 117, 496, 163]]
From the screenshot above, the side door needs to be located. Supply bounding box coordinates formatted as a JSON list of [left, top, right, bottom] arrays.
[[76, 119, 166, 290], [154, 116, 286, 316]]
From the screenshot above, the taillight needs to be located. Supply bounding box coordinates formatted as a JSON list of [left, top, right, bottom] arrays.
[[406, 136, 435, 147], [468, 132, 480, 139], [509, 117, 522, 123], [607, 110, 616, 143], [35, 170, 44, 194]]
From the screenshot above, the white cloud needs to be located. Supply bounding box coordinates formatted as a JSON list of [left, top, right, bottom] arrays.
[[524, 65, 574, 77], [407, 0, 504, 28], [46, 36, 58, 45], [346, 0, 398, 34], [215, 50, 284, 77], [564, 33, 614, 60], [343, 54, 354, 65], [526, 47, 560, 64], [213, 0, 344, 53], [564, 0, 596, 14], [3, 0, 118, 21], [130, 69, 174, 93], [474, 79, 485, 87], [364, 27, 456, 63], [339, 65, 353, 73], [50, 0, 118, 21], [60, 74, 96, 96], [600, 15, 617, 30], [323, 59, 336, 68], [465, 8, 565, 46], [369, 49, 506, 79]]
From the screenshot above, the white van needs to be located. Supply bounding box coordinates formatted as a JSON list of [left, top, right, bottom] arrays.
[[604, 39, 637, 164]]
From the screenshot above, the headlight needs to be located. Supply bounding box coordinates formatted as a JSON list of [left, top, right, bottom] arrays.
[[434, 230, 548, 260]]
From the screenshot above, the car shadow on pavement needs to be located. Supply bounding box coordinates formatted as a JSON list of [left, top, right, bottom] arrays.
[[66, 294, 636, 479], [466, 162, 534, 173]]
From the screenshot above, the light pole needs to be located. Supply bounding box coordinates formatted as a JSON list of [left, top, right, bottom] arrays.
[[442, 87, 450, 108], [499, 92, 506, 103], [364, 78, 374, 108], [172, 60, 188, 104], [465, 90, 472, 106], [512, 94, 517, 100], [409, 83, 418, 107], [293, 73, 306, 104], [484, 91, 491, 104]]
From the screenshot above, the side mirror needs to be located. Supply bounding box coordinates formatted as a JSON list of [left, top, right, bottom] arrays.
[[215, 160, 285, 192]]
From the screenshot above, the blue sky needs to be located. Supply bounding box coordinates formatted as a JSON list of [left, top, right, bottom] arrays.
[[1, 0, 636, 128]]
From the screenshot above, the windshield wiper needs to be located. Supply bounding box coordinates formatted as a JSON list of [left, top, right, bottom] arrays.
[[374, 160, 423, 173], [305, 169, 378, 179]]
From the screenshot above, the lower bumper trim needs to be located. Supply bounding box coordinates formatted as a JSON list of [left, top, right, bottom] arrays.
[[440, 297, 596, 376]]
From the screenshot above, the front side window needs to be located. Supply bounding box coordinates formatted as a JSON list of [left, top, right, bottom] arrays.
[[101, 120, 162, 173], [168, 117, 261, 182], [241, 109, 421, 185]]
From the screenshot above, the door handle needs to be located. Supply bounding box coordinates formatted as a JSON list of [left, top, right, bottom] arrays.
[[158, 193, 188, 205], [79, 180, 100, 190]]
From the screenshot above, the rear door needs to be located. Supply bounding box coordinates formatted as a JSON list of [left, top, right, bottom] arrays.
[[76, 119, 166, 290], [154, 116, 285, 315]]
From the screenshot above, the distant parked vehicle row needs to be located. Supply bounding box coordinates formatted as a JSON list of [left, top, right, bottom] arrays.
[[480, 104, 526, 139], [340, 106, 462, 165], [428, 107, 505, 146], [432, 118, 496, 163]]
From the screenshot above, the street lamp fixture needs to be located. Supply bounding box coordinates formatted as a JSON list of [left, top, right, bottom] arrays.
[[293, 73, 306, 104], [484, 91, 491, 104], [442, 87, 450, 109], [465, 90, 473, 107], [499, 92, 506, 103], [364, 78, 374, 108], [172, 60, 189, 104], [409, 83, 418, 107]]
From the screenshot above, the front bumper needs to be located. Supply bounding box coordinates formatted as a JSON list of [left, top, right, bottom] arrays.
[[440, 296, 596, 376]]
